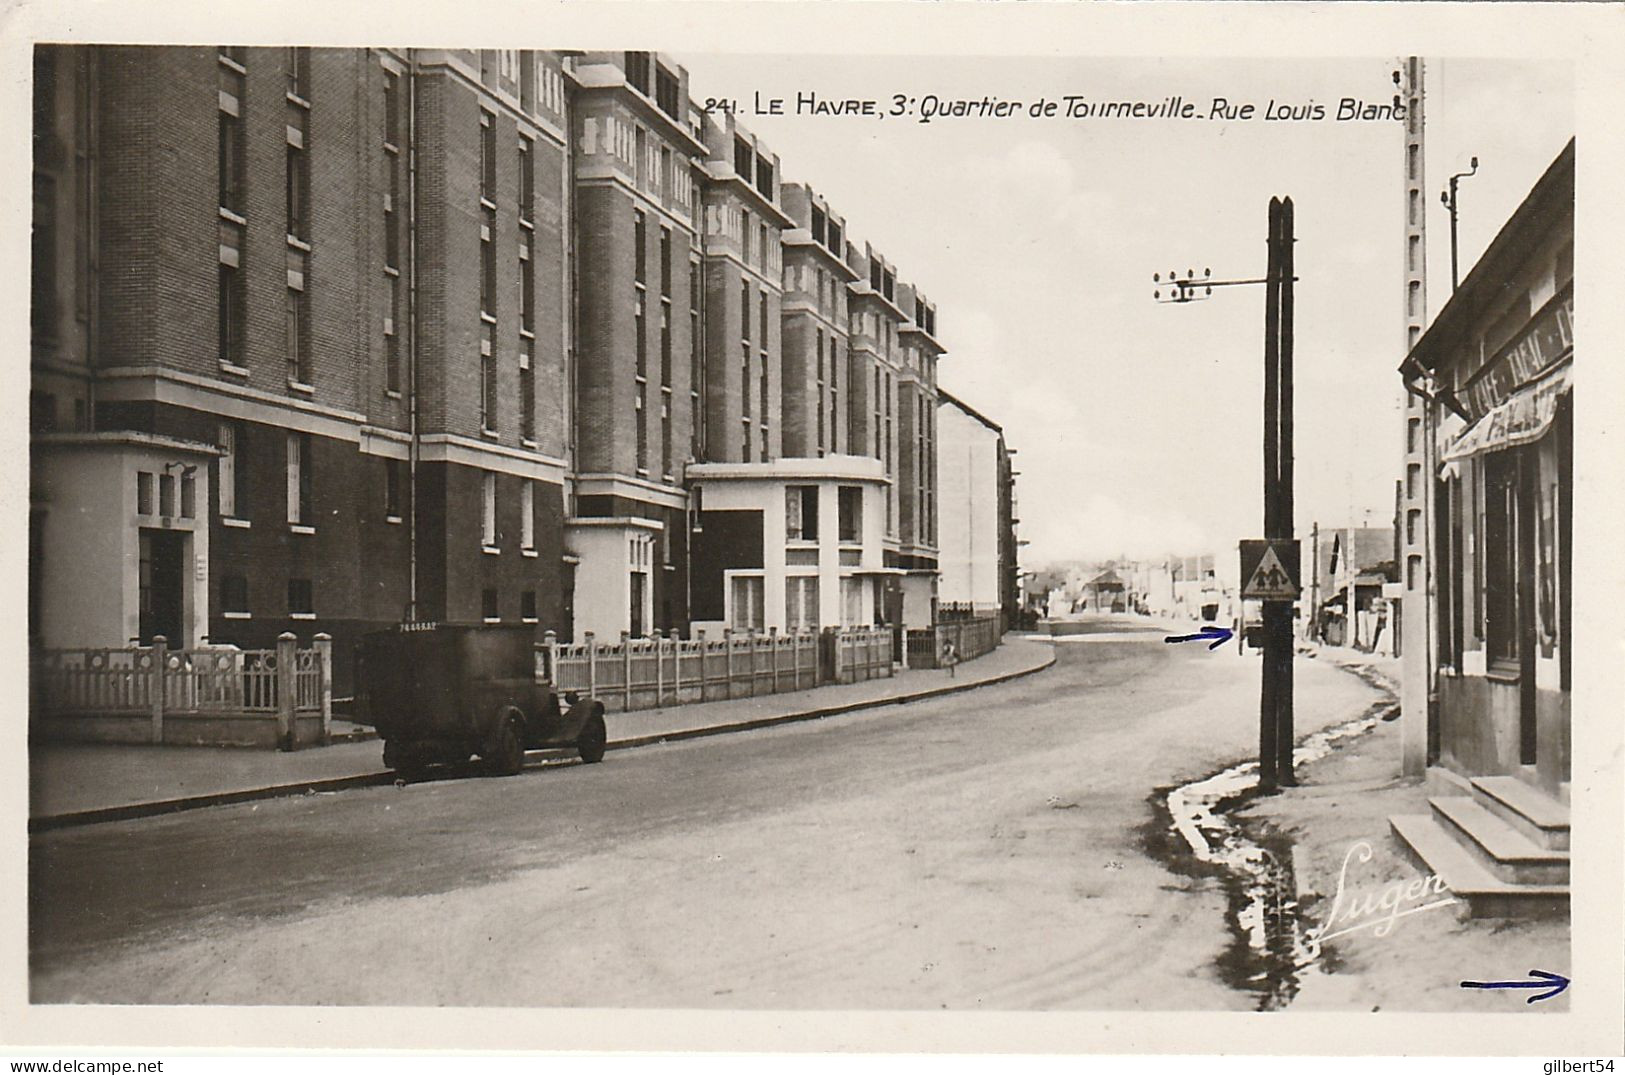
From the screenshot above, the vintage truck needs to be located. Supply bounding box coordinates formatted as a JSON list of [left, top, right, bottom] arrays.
[[354, 622, 606, 779]]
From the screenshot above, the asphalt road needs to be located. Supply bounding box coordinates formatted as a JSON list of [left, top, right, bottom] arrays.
[[30, 616, 1380, 1008]]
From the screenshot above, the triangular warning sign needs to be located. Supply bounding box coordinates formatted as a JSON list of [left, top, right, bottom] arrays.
[[1245, 545, 1299, 598]]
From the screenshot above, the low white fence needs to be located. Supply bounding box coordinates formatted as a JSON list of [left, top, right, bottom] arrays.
[[543, 626, 894, 713], [32, 633, 331, 748]]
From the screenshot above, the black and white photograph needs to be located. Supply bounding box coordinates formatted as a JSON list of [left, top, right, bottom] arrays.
[[7, 0, 1624, 1064]]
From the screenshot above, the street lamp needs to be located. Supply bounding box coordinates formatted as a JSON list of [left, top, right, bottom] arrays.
[[1153, 197, 1299, 789], [1441, 156, 1479, 292]]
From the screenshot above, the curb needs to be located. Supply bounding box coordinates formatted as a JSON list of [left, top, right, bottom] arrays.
[[606, 647, 1057, 751], [29, 648, 1056, 833]]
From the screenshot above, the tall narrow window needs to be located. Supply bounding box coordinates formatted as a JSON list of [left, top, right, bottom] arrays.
[[384, 274, 401, 393], [660, 394, 672, 479], [286, 47, 310, 100], [660, 227, 671, 298], [479, 110, 496, 202], [660, 304, 671, 387], [816, 329, 826, 454], [286, 248, 309, 386], [480, 206, 496, 317], [218, 223, 245, 369], [481, 349, 498, 434], [839, 486, 862, 544], [634, 209, 646, 284], [520, 232, 534, 335], [217, 423, 238, 518], [520, 346, 536, 442], [286, 107, 309, 242], [786, 486, 818, 541], [286, 433, 312, 525], [518, 134, 534, 224], [385, 457, 401, 519], [218, 51, 245, 214], [635, 290, 647, 380], [521, 479, 536, 551], [636, 389, 648, 472], [482, 471, 497, 548]]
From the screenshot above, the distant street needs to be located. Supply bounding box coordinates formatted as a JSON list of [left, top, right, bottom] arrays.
[[31, 616, 1381, 1008]]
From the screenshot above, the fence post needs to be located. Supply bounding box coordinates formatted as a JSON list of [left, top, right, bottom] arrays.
[[696, 629, 707, 701], [621, 630, 632, 710], [585, 631, 598, 699], [542, 630, 557, 685], [747, 629, 758, 696], [653, 629, 665, 707], [276, 631, 298, 751], [793, 629, 802, 689], [314, 633, 332, 744], [768, 626, 780, 693], [723, 628, 733, 698], [149, 636, 168, 744]]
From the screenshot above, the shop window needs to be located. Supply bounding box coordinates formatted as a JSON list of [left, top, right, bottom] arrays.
[[1483, 449, 1525, 667]]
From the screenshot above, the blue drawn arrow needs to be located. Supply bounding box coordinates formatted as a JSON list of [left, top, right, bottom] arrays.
[[1163, 625, 1234, 651], [1459, 969, 1570, 1004]]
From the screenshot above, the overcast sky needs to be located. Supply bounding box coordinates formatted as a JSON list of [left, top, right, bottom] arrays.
[[688, 55, 1573, 573]]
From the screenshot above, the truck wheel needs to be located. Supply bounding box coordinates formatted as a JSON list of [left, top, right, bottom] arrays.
[[488, 715, 525, 777], [578, 712, 607, 764]]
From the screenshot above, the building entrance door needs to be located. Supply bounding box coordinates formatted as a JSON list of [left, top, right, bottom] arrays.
[[629, 570, 646, 638], [139, 528, 187, 646]]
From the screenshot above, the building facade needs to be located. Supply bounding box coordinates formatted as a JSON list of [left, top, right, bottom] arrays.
[[30, 45, 986, 691], [936, 391, 1017, 619], [1398, 139, 1573, 799]]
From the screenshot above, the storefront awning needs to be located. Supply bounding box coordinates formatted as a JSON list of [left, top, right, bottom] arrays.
[[1441, 358, 1571, 466]]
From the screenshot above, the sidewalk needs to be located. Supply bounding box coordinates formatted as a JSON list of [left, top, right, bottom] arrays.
[[1235, 645, 1570, 1011], [29, 636, 1055, 830]]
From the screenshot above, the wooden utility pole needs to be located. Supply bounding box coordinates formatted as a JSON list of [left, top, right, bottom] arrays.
[[1260, 196, 1297, 790]]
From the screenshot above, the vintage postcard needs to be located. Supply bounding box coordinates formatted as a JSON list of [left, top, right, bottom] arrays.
[[4, 0, 1623, 1063]]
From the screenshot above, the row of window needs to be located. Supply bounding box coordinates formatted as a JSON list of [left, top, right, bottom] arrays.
[[217, 423, 545, 553], [217, 573, 542, 624], [784, 485, 863, 545], [728, 574, 870, 633], [216, 47, 315, 390]]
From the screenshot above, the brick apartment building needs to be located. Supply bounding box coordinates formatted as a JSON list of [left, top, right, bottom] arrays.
[[30, 45, 974, 689]]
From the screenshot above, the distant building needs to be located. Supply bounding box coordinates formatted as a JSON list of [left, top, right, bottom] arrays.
[[935, 391, 1017, 621]]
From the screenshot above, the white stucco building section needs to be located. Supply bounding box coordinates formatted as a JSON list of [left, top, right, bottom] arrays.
[[32, 433, 218, 650], [936, 398, 1002, 611]]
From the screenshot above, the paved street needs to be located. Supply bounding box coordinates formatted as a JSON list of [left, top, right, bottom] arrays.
[[30, 616, 1381, 1008]]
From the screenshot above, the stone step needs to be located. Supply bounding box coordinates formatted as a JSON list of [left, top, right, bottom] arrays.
[[1429, 797, 1569, 884], [1470, 775, 1570, 851], [1389, 814, 1568, 920]]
